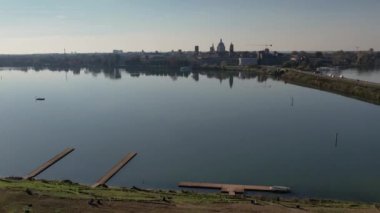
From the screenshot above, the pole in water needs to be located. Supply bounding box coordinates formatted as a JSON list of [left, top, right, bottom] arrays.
[[335, 132, 339, 148], [290, 96, 294, 107]]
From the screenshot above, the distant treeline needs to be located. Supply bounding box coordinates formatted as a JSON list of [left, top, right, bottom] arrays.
[[0, 53, 194, 69], [0, 50, 379, 71], [283, 49, 380, 70]]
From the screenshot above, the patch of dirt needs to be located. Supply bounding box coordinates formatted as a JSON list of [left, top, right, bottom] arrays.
[[0, 189, 378, 213]]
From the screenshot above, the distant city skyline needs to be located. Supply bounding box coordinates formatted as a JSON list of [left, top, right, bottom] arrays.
[[0, 0, 379, 54]]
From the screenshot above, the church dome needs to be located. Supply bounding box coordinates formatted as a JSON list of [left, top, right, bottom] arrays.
[[217, 39, 226, 53]]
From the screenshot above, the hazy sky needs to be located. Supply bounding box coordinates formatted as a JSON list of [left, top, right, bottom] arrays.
[[0, 0, 379, 53]]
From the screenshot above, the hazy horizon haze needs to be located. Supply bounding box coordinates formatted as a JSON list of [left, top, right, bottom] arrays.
[[0, 0, 379, 54]]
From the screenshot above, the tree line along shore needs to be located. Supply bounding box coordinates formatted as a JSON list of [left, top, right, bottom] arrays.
[[0, 48, 378, 69]]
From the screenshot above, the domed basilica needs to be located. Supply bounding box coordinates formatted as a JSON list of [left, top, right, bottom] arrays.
[[217, 39, 226, 53], [207, 38, 234, 57]]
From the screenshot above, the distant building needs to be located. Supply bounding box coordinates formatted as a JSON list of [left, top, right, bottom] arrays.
[[258, 48, 288, 65], [206, 39, 232, 57], [210, 44, 215, 53], [239, 57, 258, 66], [376, 58, 380, 67], [113, 50, 123, 54], [229, 43, 234, 56], [217, 39, 226, 54], [194, 46, 199, 55]]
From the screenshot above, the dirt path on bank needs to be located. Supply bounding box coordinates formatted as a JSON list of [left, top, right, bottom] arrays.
[[1, 189, 379, 213]]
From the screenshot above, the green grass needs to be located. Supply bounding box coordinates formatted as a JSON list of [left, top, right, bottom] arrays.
[[0, 179, 240, 204], [0, 178, 375, 209], [281, 70, 380, 105]]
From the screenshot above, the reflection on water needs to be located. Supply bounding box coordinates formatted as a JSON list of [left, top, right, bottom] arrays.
[[328, 68, 380, 83], [0, 67, 274, 84], [0, 68, 380, 202]]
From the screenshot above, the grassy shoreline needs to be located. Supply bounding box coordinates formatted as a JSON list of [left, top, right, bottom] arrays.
[[211, 65, 380, 105], [206, 66, 380, 105], [280, 69, 380, 105], [0, 178, 379, 212]]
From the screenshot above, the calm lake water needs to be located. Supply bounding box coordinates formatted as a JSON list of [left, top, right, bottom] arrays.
[[1, 68, 380, 202], [330, 68, 380, 83]]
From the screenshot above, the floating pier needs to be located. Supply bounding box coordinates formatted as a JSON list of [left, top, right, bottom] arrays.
[[178, 182, 290, 195], [23, 148, 75, 180], [92, 152, 137, 188]]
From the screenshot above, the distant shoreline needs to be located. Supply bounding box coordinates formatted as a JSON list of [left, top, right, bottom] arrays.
[[196, 65, 380, 105], [1, 64, 379, 105], [280, 69, 380, 105]]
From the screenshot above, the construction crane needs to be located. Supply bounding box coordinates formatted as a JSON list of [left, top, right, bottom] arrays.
[[248, 44, 273, 48]]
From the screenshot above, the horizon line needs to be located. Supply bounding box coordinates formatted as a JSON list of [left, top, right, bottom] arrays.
[[0, 49, 376, 55]]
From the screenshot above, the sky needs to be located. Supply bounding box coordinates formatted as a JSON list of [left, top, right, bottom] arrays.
[[0, 0, 379, 54]]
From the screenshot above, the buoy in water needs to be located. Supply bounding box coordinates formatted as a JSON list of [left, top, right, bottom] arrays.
[[35, 97, 45, 101]]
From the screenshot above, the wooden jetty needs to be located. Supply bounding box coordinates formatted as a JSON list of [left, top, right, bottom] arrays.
[[92, 152, 137, 188], [23, 148, 75, 180], [178, 182, 290, 195]]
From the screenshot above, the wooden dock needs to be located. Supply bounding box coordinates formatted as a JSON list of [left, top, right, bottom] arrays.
[[178, 182, 290, 195], [92, 152, 137, 188], [23, 148, 75, 180]]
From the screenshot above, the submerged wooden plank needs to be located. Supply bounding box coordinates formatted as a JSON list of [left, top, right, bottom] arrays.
[[178, 182, 224, 189], [92, 152, 137, 188], [24, 148, 75, 180], [178, 182, 290, 195]]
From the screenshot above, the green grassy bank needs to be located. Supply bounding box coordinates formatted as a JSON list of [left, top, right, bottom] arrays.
[[281, 70, 380, 105], [0, 178, 379, 212]]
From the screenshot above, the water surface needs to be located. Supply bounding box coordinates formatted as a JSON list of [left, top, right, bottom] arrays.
[[0, 68, 379, 202], [330, 68, 380, 83]]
